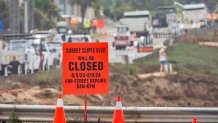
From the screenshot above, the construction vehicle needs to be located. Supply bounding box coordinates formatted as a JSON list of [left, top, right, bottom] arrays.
[[0, 34, 40, 76], [112, 25, 131, 50], [120, 10, 152, 38], [137, 36, 153, 52]]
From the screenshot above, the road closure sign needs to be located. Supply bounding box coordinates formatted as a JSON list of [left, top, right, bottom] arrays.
[[62, 42, 109, 94]]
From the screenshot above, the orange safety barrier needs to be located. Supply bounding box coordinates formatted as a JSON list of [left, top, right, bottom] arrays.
[[137, 47, 154, 52]]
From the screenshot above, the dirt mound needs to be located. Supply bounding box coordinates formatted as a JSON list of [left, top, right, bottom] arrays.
[[176, 26, 218, 43], [0, 67, 218, 107]]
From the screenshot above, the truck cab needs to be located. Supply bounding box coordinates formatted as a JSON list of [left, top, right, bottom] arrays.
[[112, 26, 131, 50], [0, 39, 40, 75]]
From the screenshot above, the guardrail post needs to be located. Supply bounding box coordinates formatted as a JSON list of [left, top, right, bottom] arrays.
[[4, 66, 8, 76], [31, 63, 34, 74], [18, 65, 21, 75], [169, 63, 173, 74], [25, 63, 28, 74], [164, 64, 168, 73]]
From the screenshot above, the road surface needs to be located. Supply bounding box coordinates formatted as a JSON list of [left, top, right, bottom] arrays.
[[97, 35, 166, 64]]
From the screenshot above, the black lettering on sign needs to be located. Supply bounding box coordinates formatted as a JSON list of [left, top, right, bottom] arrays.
[[82, 48, 95, 53], [65, 79, 73, 83], [87, 84, 95, 88], [69, 62, 104, 71], [77, 84, 86, 88], [78, 56, 88, 60], [96, 48, 105, 53], [66, 48, 81, 53], [89, 56, 95, 60]]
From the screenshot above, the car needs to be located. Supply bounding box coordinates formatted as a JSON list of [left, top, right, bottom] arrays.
[[65, 34, 92, 43]]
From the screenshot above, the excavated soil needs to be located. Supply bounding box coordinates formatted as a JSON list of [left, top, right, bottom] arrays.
[[0, 67, 218, 107], [176, 25, 218, 43]]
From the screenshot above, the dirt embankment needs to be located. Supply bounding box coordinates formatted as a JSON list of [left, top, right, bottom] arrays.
[[176, 26, 218, 43], [0, 68, 218, 107]]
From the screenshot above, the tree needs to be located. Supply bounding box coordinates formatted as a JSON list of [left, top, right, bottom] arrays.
[[72, 0, 99, 24], [34, 0, 60, 30], [0, 0, 9, 32]]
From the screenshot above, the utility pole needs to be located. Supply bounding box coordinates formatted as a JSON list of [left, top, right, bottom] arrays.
[[8, 0, 20, 33], [64, 0, 67, 15], [28, 0, 34, 32], [24, 0, 28, 33], [24, 0, 34, 33]]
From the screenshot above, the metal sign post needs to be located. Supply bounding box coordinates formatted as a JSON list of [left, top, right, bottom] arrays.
[[84, 94, 87, 122], [62, 43, 109, 123]]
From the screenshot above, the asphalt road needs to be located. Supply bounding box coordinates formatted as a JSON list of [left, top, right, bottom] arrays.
[[98, 35, 165, 64]]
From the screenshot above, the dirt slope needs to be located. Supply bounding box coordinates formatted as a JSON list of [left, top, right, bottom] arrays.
[[176, 26, 218, 43], [0, 68, 218, 107]]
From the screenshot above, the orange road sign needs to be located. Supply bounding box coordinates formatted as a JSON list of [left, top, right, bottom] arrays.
[[62, 42, 109, 94]]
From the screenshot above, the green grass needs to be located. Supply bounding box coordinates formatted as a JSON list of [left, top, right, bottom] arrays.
[[36, 68, 62, 86], [91, 34, 105, 39], [140, 43, 218, 75]]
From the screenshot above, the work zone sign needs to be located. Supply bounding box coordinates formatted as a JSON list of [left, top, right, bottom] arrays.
[[62, 43, 109, 94]]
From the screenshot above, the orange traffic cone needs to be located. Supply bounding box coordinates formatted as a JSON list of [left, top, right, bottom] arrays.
[[112, 96, 125, 123], [192, 117, 197, 123], [53, 94, 66, 123]]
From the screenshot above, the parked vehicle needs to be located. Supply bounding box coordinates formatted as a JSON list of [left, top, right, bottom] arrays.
[[65, 34, 92, 43], [0, 35, 40, 75], [46, 34, 63, 66], [112, 25, 131, 50], [31, 38, 54, 71], [31, 31, 57, 70], [120, 10, 152, 38], [137, 36, 153, 52]]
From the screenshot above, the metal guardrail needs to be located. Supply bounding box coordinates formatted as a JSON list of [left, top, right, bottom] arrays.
[[0, 104, 218, 123]]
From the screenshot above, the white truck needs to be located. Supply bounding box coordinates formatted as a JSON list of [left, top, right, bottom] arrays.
[[120, 10, 154, 52], [46, 34, 63, 66], [0, 36, 40, 76], [31, 37, 54, 71], [65, 34, 92, 43], [120, 10, 152, 38], [31, 30, 61, 70]]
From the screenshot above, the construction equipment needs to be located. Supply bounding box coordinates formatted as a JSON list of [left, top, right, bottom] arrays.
[[112, 25, 131, 50], [137, 36, 153, 52], [120, 10, 152, 38], [0, 34, 40, 76]]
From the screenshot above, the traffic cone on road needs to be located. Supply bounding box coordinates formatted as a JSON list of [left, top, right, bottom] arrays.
[[53, 94, 66, 123], [112, 96, 125, 123], [192, 117, 197, 123]]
